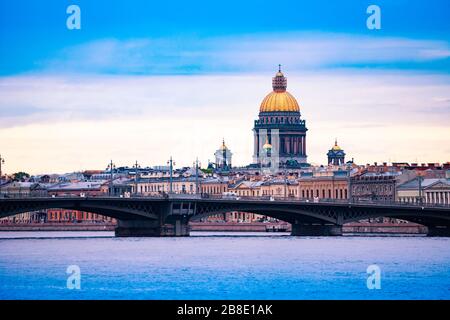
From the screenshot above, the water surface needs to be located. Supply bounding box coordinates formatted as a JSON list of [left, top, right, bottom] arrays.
[[0, 232, 449, 299]]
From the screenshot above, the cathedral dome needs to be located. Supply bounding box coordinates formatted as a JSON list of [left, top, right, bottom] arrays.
[[259, 66, 300, 113], [260, 91, 300, 113]]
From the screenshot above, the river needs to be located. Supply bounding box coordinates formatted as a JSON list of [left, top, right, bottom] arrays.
[[0, 232, 449, 299]]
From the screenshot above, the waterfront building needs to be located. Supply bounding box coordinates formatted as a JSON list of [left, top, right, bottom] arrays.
[[46, 209, 114, 223], [47, 181, 108, 197], [227, 180, 265, 197], [28, 174, 61, 184], [0, 181, 50, 197], [253, 67, 308, 167], [327, 139, 346, 166], [298, 170, 349, 200], [0, 211, 46, 224], [260, 178, 299, 198], [350, 170, 416, 202], [393, 162, 450, 173], [200, 177, 228, 195], [397, 177, 450, 204], [109, 178, 133, 196], [133, 177, 198, 195]]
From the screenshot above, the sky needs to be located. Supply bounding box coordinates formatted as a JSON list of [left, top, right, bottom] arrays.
[[0, 0, 449, 174]]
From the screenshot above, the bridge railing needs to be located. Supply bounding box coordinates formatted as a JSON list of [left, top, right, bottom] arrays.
[[198, 194, 450, 208], [1, 192, 449, 209]]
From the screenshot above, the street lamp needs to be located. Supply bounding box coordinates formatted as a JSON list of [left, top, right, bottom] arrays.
[[193, 158, 201, 194], [347, 162, 352, 203], [133, 160, 140, 196], [106, 160, 115, 196], [284, 168, 288, 199], [0, 154, 5, 182], [0, 154, 5, 196], [167, 157, 176, 194], [418, 174, 423, 205]]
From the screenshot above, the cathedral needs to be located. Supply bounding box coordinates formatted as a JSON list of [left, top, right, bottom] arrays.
[[253, 67, 308, 168], [214, 139, 232, 171]]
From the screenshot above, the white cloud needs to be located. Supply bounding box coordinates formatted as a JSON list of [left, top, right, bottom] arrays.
[[37, 33, 450, 74], [0, 70, 449, 174]]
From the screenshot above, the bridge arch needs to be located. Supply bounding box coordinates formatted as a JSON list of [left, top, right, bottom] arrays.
[[191, 202, 339, 225], [0, 198, 160, 221]]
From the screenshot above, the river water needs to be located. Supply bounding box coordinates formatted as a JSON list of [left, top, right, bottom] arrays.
[[0, 232, 449, 299]]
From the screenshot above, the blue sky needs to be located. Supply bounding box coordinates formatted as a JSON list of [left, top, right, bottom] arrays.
[[0, 1, 449, 173], [1, 0, 450, 75]]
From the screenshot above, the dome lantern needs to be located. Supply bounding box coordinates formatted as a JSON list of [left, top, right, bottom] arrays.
[[260, 66, 300, 113], [272, 64, 287, 92]]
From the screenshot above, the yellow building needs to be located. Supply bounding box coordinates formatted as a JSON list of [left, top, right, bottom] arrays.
[[298, 170, 349, 200]]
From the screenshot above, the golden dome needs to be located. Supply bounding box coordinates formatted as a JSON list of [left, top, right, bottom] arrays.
[[260, 91, 300, 113], [331, 139, 342, 151], [260, 66, 300, 113], [262, 137, 272, 151]]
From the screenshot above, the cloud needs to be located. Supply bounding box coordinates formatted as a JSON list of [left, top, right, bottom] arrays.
[[1, 70, 449, 173], [37, 33, 450, 74], [1, 71, 450, 127]]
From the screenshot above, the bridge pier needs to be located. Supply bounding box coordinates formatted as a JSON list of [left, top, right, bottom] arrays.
[[115, 220, 162, 237], [427, 226, 450, 237], [291, 223, 343, 236], [170, 218, 190, 237], [115, 218, 190, 237]]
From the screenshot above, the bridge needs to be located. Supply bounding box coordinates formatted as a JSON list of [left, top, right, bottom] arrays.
[[1, 195, 450, 237]]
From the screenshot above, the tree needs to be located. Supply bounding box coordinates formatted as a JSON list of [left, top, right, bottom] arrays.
[[201, 168, 213, 175], [12, 172, 30, 182]]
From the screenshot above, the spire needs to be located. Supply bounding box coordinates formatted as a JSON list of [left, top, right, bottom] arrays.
[[220, 138, 227, 150], [272, 65, 287, 92]]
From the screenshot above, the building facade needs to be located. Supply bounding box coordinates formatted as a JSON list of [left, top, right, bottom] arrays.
[[298, 170, 349, 200], [397, 178, 450, 204], [350, 171, 416, 202]]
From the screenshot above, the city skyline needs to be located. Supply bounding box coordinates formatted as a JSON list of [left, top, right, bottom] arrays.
[[1, 1, 449, 174], [1, 1, 450, 304]]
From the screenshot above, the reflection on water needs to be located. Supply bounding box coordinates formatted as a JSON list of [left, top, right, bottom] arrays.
[[0, 232, 449, 299]]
